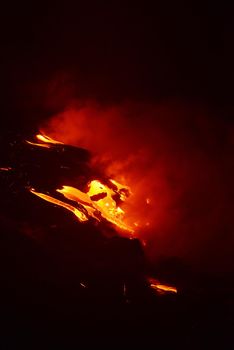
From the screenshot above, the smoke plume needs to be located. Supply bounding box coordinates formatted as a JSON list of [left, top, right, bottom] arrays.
[[42, 99, 233, 273]]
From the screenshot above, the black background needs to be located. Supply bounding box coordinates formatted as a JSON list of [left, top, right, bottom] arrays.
[[0, 2, 233, 131]]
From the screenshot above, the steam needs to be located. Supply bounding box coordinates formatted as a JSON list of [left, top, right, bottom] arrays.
[[42, 100, 233, 272]]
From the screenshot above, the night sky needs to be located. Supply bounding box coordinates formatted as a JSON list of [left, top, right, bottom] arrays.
[[0, 2, 233, 131]]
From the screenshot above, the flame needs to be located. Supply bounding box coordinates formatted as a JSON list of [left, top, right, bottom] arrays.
[[148, 277, 177, 294]]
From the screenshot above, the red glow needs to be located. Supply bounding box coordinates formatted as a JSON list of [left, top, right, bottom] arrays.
[[38, 101, 233, 272]]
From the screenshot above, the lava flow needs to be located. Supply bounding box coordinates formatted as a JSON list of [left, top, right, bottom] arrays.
[[26, 133, 64, 148], [148, 277, 177, 294], [24, 133, 178, 296], [28, 133, 134, 234]]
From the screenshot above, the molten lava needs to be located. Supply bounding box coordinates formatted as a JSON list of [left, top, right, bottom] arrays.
[[148, 277, 177, 294], [25, 133, 179, 296], [28, 134, 134, 234], [35, 134, 64, 144], [30, 188, 88, 222], [26, 133, 64, 148], [30, 180, 134, 233]]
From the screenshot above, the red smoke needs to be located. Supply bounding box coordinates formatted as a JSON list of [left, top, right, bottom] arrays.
[[42, 100, 233, 273]]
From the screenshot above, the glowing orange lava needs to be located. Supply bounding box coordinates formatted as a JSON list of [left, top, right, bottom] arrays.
[[148, 277, 177, 294], [26, 133, 153, 232], [30, 188, 88, 222], [30, 180, 134, 233], [26, 133, 64, 148], [27, 133, 135, 233], [58, 181, 133, 232], [26, 132, 179, 295], [36, 133, 64, 144], [25, 131, 159, 236]]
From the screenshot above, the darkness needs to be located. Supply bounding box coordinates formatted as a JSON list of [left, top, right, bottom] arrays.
[[0, 2, 233, 348], [1, 3, 233, 130]]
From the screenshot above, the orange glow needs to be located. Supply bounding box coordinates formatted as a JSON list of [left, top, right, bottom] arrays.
[[26, 131, 179, 293], [58, 180, 134, 232], [26, 141, 51, 148], [30, 179, 134, 233], [36, 133, 64, 144], [109, 179, 131, 201], [148, 277, 177, 294], [26, 133, 64, 148], [27, 133, 135, 233], [26, 133, 153, 234], [30, 188, 88, 222], [88, 180, 133, 232]]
